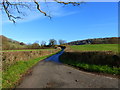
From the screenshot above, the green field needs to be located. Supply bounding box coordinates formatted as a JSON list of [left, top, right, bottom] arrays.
[[70, 44, 119, 52]]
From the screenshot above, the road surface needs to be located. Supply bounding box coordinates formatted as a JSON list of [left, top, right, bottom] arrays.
[[16, 51, 119, 88]]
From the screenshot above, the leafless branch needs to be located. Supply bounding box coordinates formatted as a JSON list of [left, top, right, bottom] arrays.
[[2, 1, 16, 23], [54, 0, 83, 6], [2, 0, 83, 23], [33, 0, 51, 19], [2, 0, 31, 23]]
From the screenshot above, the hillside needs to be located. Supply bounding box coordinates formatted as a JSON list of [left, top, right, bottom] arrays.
[[0, 35, 27, 50], [67, 37, 120, 45]]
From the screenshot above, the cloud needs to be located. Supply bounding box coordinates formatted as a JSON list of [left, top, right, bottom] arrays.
[[40, 2, 78, 17], [52, 10, 77, 17]]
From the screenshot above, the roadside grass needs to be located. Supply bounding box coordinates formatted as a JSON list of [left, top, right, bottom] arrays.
[[59, 59, 120, 75], [60, 43, 120, 75], [70, 44, 119, 53], [1, 49, 54, 52], [2, 52, 59, 88]]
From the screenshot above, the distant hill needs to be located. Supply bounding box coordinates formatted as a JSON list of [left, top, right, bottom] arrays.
[[0, 35, 27, 50], [67, 37, 120, 45]]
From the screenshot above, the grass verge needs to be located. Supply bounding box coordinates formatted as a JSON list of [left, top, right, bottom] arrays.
[[2, 51, 59, 88], [59, 58, 120, 75]]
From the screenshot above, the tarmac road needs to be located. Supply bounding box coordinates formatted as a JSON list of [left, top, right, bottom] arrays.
[[16, 60, 119, 88]]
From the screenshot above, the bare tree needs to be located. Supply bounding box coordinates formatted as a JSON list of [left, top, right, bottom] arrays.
[[1, 0, 83, 23], [40, 41, 46, 46], [49, 39, 57, 46], [59, 39, 66, 45]]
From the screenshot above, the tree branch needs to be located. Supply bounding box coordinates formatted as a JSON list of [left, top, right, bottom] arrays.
[[2, 0, 83, 23], [2, 0, 30, 23], [33, 0, 51, 19], [54, 0, 83, 6]]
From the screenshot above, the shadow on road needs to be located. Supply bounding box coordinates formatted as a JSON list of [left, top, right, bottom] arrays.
[[45, 50, 64, 63]]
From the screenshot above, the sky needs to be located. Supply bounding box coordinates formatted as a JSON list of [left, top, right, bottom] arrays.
[[1, 2, 118, 44]]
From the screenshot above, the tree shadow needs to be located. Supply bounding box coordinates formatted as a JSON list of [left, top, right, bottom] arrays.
[[60, 51, 120, 67]]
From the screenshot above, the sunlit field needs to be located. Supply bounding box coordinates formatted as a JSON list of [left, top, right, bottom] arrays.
[[70, 44, 119, 52]]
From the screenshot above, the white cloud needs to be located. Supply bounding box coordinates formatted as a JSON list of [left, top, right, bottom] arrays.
[[39, 2, 78, 17]]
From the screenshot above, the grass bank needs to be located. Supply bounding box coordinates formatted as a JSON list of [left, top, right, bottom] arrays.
[[60, 44, 120, 76], [2, 49, 59, 70], [70, 44, 119, 53], [60, 57, 120, 75], [2, 51, 59, 88]]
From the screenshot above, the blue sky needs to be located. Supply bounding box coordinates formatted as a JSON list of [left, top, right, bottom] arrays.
[[2, 2, 118, 44]]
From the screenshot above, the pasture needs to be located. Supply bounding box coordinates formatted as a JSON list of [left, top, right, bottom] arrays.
[[70, 44, 119, 53]]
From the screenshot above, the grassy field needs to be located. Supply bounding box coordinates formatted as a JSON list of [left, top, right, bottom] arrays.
[[70, 44, 119, 52], [1, 49, 54, 52], [2, 51, 59, 88]]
